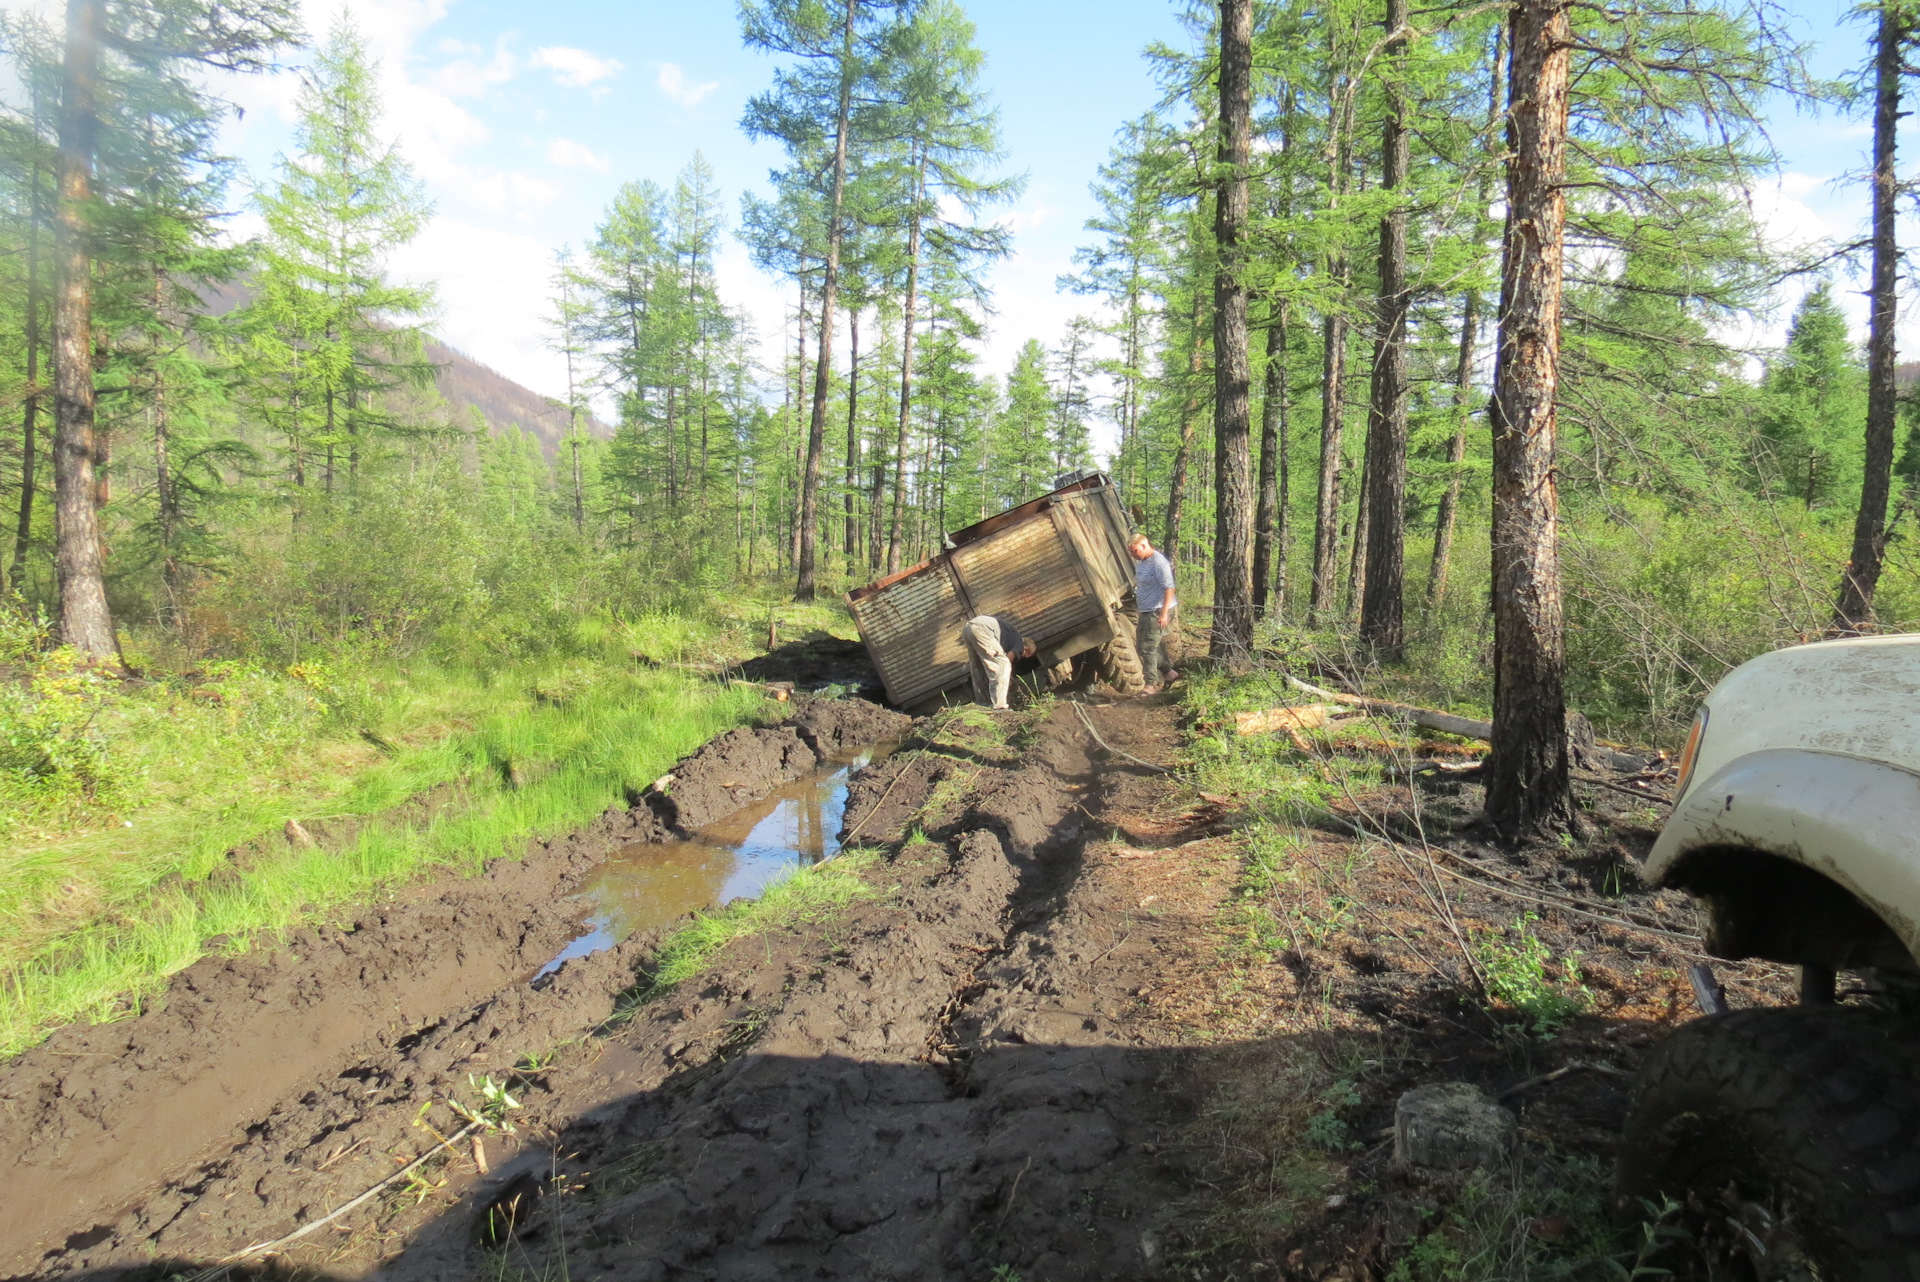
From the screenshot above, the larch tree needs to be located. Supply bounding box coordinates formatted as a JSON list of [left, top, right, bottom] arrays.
[[545, 248, 593, 532], [741, 0, 907, 601], [50, 0, 296, 659], [1484, 0, 1573, 840], [874, 0, 1016, 574], [1834, 0, 1913, 631], [243, 18, 431, 501], [1210, 0, 1255, 661], [1357, 0, 1411, 660]]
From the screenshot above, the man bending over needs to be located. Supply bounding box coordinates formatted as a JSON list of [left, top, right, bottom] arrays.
[[1127, 532, 1179, 693], [962, 614, 1036, 710]]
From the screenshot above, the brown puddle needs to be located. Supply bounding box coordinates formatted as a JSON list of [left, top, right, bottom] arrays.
[[535, 742, 897, 980]]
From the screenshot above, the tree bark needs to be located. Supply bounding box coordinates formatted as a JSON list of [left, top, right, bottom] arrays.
[[1347, 428, 1370, 613], [1427, 287, 1479, 608], [1359, 0, 1411, 660], [12, 155, 43, 591], [1211, 0, 1255, 661], [1835, 0, 1909, 632], [52, 0, 116, 660], [795, 0, 859, 601], [1309, 41, 1353, 625], [844, 307, 860, 577], [1428, 25, 1502, 612], [1254, 301, 1290, 619], [1311, 311, 1347, 622], [1484, 0, 1573, 840]]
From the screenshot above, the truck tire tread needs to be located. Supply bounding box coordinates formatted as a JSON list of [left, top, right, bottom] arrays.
[[1619, 1006, 1920, 1279], [1096, 619, 1146, 694]]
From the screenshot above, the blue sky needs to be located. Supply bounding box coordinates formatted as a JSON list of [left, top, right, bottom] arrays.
[[207, 0, 1193, 423], [79, 0, 1920, 437]]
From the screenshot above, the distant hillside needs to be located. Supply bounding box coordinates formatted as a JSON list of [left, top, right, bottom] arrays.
[[425, 339, 612, 460], [198, 280, 611, 461]]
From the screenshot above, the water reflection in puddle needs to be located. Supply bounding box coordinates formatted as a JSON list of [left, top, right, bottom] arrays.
[[535, 742, 895, 980]]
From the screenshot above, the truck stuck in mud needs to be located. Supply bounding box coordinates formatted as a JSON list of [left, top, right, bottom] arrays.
[[847, 473, 1148, 708]]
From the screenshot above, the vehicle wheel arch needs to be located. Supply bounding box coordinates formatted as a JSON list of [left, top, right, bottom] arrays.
[[1662, 843, 1917, 975]]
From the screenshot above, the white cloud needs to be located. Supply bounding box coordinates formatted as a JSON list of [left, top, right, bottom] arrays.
[[531, 46, 623, 89], [391, 218, 566, 399], [426, 35, 518, 99], [657, 62, 721, 108], [545, 137, 610, 172]]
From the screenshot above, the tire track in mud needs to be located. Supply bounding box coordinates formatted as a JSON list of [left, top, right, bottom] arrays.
[[9, 695, 1219, 1281], [369, 697, 1215, 1282], [0, 698, 912, 1280]]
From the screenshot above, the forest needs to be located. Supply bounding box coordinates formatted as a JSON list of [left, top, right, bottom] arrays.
[[9, 1, 1920, 1276], [0, 0, 1913, 1102]]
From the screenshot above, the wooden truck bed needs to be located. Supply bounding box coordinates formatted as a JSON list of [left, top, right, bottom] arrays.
[[847, 475, 1136, 708]]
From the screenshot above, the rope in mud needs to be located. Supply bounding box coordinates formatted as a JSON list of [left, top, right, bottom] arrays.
[[1068, 699, 1172, 774], [186, 1121, 480, 1279]]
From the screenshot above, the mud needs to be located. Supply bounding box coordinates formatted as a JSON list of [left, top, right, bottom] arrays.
[[0, 696, 909, 1278], [736, 633, 882, 700], [541, 738, 898, 974], [1, 682, 1789, 1282]]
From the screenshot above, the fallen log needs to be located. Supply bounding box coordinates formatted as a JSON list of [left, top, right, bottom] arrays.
[[1279, 674, 1658, 774]]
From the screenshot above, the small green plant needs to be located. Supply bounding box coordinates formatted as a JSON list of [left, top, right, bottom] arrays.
[[990, 1267, 1024, 1282], [448, 1074, 524, 1133], [1475, 916, 1592, 1036], [1302, 1078, 1363, 1153]]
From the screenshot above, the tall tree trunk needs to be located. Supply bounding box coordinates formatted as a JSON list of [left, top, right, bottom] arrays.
[[1311, 313, 1346, 620], [1835, 0, 1909, 632], [1210, 0, 1255, 661], [13, 156, 43, 590], [795, 0, 859, 601], [1164, 293, 1207, 564], [844, 308, 861, 577], [1359, 0, 1411, 659], [885, 157, 927, 576], [1485, 0, 1573, 840], [1254, 301, 1290, 618], [1309, 44, 1353, 624], [664, 382, 679, 511], [1428, 26, 1502, 612], [51, 0, 115, 660], [1347, 430, 1370, 613], [1427, 288, 1479, 608]]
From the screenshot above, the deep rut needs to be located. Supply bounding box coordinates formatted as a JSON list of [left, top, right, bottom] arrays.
[[11, 694, 1216, 1282]]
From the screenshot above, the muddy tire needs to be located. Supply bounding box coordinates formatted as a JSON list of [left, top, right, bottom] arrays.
[[1618, 1006, 1920, 1281], [1095, 617, 1147, 693]]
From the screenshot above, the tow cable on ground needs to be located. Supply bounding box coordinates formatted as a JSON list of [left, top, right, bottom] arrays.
[[1068, 698, 1172, 774]]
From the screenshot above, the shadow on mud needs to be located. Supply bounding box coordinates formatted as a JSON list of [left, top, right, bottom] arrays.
[[38, 1001, 1664, 1282]]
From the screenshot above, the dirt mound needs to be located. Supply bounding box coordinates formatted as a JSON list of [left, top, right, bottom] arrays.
[[647, 698, 911, 832], [737, 634, 882, 699]]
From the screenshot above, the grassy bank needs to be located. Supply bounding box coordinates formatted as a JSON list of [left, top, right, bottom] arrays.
[[0, 594, 857, 1058]]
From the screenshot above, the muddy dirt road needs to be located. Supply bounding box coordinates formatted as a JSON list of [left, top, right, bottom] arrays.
[[1, 682, 1786, 1281]]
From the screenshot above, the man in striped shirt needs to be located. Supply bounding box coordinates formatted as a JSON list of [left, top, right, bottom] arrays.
[[1127, 532, 1179, 693]]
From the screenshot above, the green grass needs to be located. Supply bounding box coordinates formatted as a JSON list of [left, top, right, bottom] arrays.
[[0, 660, 764, 1058], [627, 847, 887, 1001]]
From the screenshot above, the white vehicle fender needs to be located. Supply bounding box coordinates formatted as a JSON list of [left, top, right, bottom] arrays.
[[1648, 748, 1920, 956]]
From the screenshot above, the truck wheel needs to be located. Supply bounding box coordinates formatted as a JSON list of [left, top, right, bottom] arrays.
[[1096, 620, 1147, 694], [1618, 1006, 1920, 1281]]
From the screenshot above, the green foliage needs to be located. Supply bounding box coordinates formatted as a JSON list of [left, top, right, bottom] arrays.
[[1383, 1159, 1631, 1282], [630, 848, 885, 1000], [1474, 915, 1592, 1037], [0, 650, 762, 1058]]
